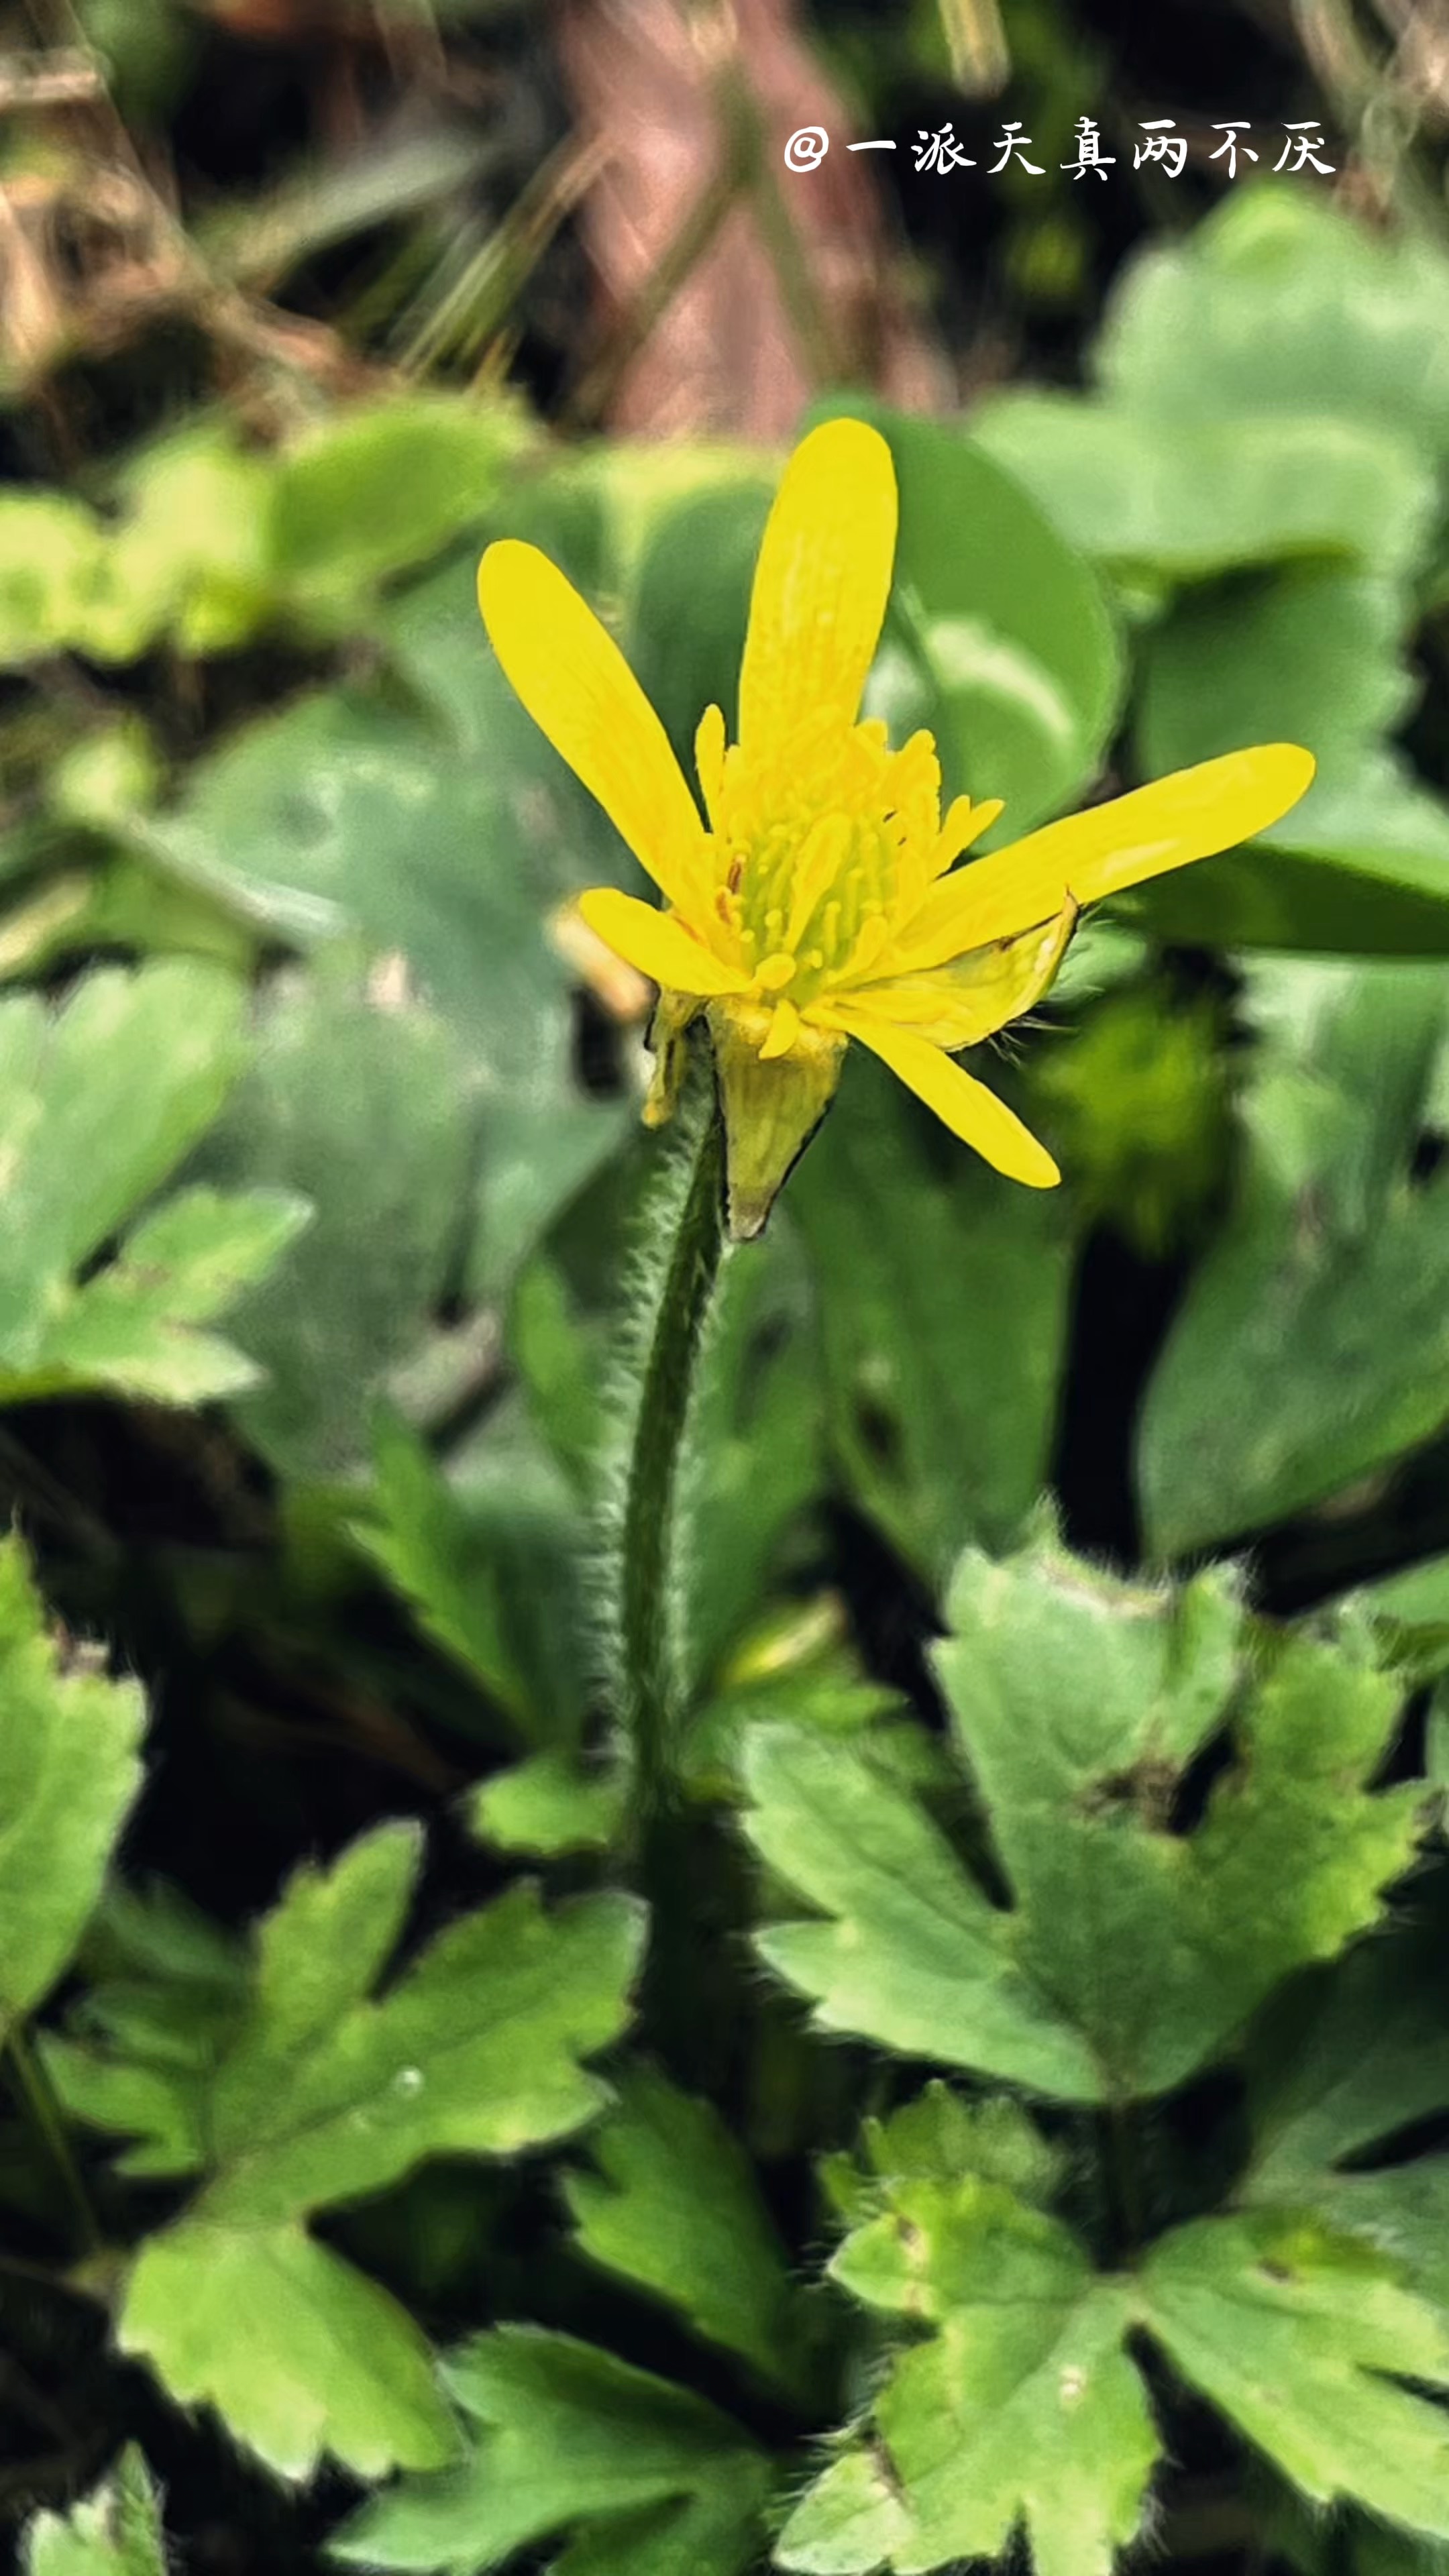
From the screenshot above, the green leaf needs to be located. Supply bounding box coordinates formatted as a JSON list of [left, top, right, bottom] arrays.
[[354, 1412, 588, 1748], [822, 396, 1124, 841], [270, 394, 523, 617], [69, 1825, 643, 2477], [625, 478, 773, 773], [191, 963, 478, 1479], [133, 665, 615, 1102], [682, 1662, 912, 1807], [1140, 568, 1415, 773], [1138, 960, 1449, 1553], [1126, 561, 1449, 957], [788, 1052, 1073, 1589], [0, 1538, 146, 2037], [792, 2084, 1449, 2570], [1097, 183, 1449, 467], [1236, 1906, 1449, 2355], [820, 2081, 1064, 2229], [87, 424, 277, 660], [469, 1753, 625, 1857], [745, 1537, 1421, 2103], [1244, 1910, 1449, 2202], [1094, 215, 1449, 959], [1350, 1552, 1449, 1683], [973, 396, 1434, 581], [121, 2218, 453, 2482], [1260, 2476, 1449, 2576], [21, 2448, 166, 2575], [199, 1831, 641, 2219], [1140, 2208, 1449, 2539], [562, 2065, 812, 2400], [0, 961, 297, 1405], [745, 1718, 1095, 2098], [0, 494, 103, 668], [34, 1186, 309, 1405], [779, 2146, 1155, 2576], [44, 1880, 246, 2180], [333, 2328, 775, 2576], [934, 1547, 1420, 2097]]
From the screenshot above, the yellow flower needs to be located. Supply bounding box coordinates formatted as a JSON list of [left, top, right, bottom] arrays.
[[478, 418, 1314, 1239]]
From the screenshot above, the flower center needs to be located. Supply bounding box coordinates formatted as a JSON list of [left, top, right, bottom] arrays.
[[698, 712, 946, 1008], [716, 808, 897, 1005]]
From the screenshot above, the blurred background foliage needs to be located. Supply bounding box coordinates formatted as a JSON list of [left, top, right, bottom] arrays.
[[7, 0, 1449, 2570]]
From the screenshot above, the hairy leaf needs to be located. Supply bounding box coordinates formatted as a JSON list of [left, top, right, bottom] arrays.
[[44, 1882, 246, 2178], [121, 2219, 451, 2481], [780, 2118, 1154, 2576], [66, 1825, 643, 2477], [562, 2065, 813, 2399], [192, 963, 478, 1478], [0, 1541, 146, 2038], [333, 2328, 775, 2576], [1246, 1910, 1449, 2200], [791, 2090, 1449, 2570], [745, 1538, 1421, 2102], [470, 1754, 625, 1858], [1141, 2210, 1449, 2537], [0, 963, 302, 1405], [354, 1413, 589, 1749], [21, 2448, 165, 2575]]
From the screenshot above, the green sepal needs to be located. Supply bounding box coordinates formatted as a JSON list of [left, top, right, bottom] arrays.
[[706, 1002, 845, 1242]]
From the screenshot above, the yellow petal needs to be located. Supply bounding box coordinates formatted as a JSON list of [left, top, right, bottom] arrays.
[[577, 888, 750, 998], [479, 541, 709, 918], [890, 745, 1316, 973], [759, 998, 801, 1061], [695, 702, 727, 825], [823, 1004, 1060, 1188], [848, 901, 1078, 1050], [737, 419, 898, 765]]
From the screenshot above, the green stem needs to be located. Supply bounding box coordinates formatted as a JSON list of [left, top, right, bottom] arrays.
[[6, 2028, 100, 2256], [613, 1068, 727, 1826]]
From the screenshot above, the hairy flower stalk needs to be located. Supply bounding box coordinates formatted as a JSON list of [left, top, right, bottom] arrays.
[[606, 1053, 726, 1823], [479, 415, 1315, 1240]]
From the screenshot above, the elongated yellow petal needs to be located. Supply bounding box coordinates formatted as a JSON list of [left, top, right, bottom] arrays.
[[758, 998, 802, 1061], [890, 745, 1316, 973], [479, 541, 708, 917], [847, 902, 1077, 1051], [823, 1005, 1060, 1187], [737, 419, 898, 765], [576, 887, 749, 998]]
